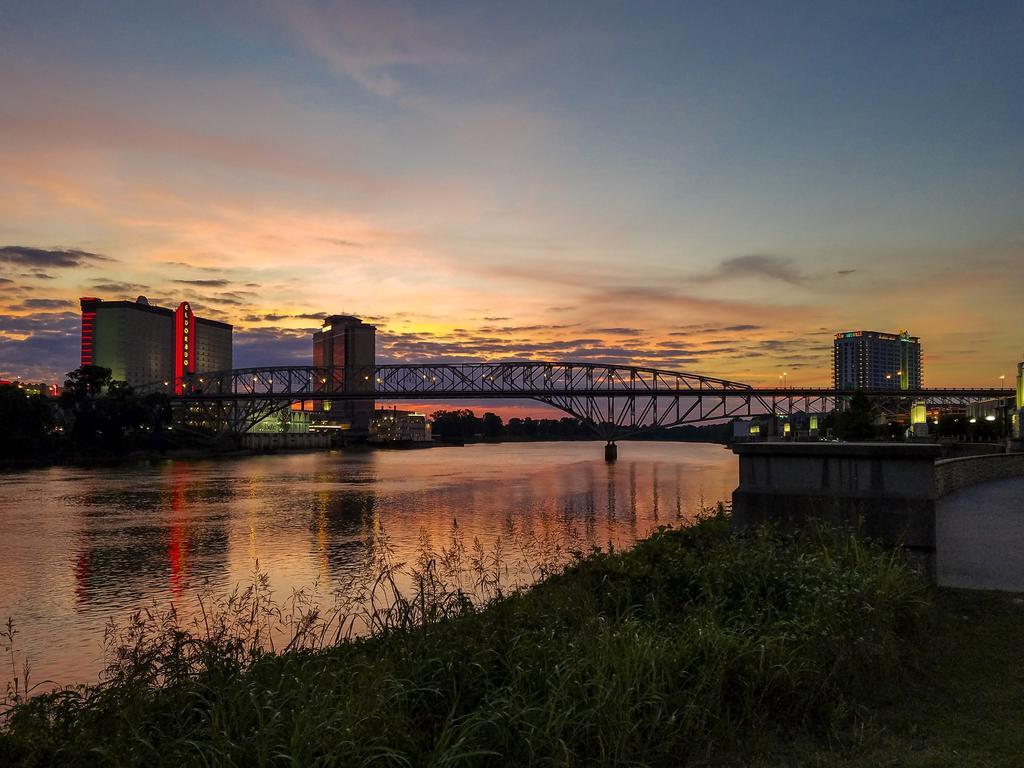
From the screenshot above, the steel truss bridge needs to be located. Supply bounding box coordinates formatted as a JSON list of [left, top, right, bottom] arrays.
[[138, 362, 1014, 439]]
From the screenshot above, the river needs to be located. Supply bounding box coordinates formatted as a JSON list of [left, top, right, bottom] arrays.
[[0, 441, 737, 688]]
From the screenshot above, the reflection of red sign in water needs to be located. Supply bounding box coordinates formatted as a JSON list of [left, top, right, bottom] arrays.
[[174, 302, 196, 394], [168, 462, 188, 598]]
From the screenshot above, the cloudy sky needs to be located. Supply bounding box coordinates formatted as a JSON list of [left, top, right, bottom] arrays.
[[1, 1, 1022, 399]]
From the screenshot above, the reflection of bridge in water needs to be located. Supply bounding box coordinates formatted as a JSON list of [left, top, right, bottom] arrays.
[[139, 362, 1014, 439]]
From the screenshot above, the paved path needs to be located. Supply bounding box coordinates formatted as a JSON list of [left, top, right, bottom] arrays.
[[937, 477, 1024, 591]]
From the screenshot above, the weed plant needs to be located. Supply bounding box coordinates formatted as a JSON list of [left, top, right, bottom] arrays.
[[0, 509, 930, 767]]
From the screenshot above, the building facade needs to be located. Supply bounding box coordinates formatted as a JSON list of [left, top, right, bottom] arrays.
[[249, 408, 313, 434], [369, 408, 432, 443], [311, 315, 376, 434], [1016, 360, 1024, 440], [80, 296, 232, 389], [833, 330, 922, 390]]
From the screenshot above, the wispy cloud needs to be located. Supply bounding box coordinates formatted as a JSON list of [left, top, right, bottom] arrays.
[[692, 255, 806, 286], [275, 1, 497, 100], [173, 278, 231, 287], [0, 245, 111, 269], [90, 281, 150, 294], [15, 298, 72, 310]]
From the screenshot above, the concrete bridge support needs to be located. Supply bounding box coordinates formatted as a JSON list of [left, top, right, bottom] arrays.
[[604, 441, 618, 462]]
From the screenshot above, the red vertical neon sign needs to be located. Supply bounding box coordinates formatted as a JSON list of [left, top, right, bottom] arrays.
[[80, 297, 99, 367], [174, 302, 196, 394]]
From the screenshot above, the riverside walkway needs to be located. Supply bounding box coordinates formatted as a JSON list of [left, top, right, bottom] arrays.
[[937, 476, 1024, 592]]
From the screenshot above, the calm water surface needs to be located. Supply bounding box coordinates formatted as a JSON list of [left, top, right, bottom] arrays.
[[0, 442, 736, 687]]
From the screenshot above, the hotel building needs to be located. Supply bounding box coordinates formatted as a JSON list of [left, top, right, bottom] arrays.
[[832, 330, 922, 390], [79, 296, 232, 389], [311, 315, 376, 434]]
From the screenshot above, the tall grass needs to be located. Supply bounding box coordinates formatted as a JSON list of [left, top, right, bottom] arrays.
[[0, 509, 930, 767]]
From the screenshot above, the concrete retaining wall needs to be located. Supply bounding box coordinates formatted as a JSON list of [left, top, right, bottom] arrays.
[[936, 453, 1024, 497], [731, 443, 942, 575], [240, 433, 332, 451]]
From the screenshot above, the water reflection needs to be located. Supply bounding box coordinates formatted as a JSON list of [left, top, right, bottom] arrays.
[[310, 488, 379, 580], [70, 463, 231, 606], [0, 442, 736, 686]]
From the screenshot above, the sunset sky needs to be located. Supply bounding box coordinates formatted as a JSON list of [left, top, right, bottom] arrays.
[[1, 1, 1022, 402]]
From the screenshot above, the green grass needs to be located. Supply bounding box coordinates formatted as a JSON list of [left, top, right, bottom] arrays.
[[1, 513, 937, 767], [747, 589, 1024, 768]]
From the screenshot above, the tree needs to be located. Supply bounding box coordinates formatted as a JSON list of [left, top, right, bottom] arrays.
[[59, 365, 171, 452], [430, 409, 484, 440], [62, 364, 113, 400], [481, 412, 503, 438], [833, 391, 878, 441], [59, 365, 113, 444], [0, 384, 55, 461], [936, 413, 966, 438]]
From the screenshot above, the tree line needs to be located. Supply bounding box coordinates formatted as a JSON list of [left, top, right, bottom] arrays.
[[0, 365, 172, 465], [427, 409, 733, 443]]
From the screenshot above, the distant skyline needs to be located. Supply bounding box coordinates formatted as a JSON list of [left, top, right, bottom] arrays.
[[2, 1, 1022, 392]]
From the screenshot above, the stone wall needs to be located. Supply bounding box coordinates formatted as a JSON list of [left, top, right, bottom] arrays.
[[937, 442, 1006, 458], [935, 453, 1024, 497]]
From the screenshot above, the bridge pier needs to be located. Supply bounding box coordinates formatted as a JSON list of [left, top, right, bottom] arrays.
[[604, 441, 618, 462]]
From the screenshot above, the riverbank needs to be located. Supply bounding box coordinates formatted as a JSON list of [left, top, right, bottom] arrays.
[[2, 512, 933, 766], [746, 588, 1024, 767], [0, 443, 249, 472]]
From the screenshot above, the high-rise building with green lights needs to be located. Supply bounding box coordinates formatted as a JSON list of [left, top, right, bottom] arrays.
[[833, 330, 922, 390]]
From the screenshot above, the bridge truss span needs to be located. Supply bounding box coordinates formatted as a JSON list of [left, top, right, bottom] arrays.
[[143, 362, 762, 437], [139, 362, 1015, 437]]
